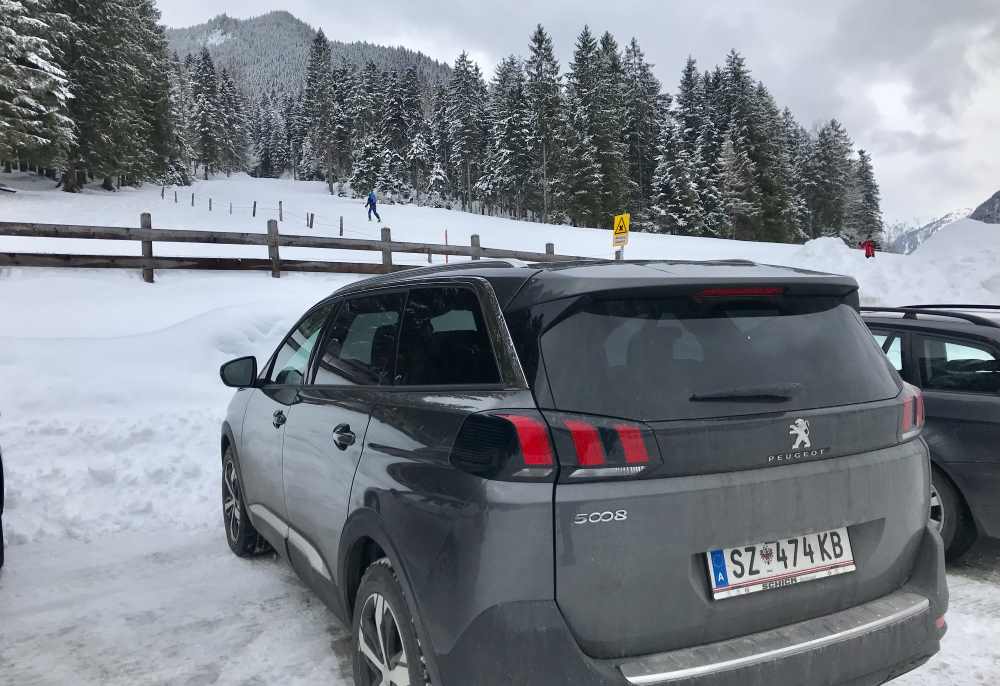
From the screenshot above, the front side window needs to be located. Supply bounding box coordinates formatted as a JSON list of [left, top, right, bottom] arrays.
[[917, 335, 1000, 394], [396, 287, 501, 386], [313, 293, 404, 385], [267, 303, 336, 385]]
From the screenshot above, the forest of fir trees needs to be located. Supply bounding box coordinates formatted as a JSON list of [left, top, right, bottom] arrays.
[[1, 0, 884, 244]]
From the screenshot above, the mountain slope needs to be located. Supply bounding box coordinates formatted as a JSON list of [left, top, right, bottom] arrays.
[[165, 12, 451, 98], [889, 208, 972, 254], [970, 189, 1000, 224]]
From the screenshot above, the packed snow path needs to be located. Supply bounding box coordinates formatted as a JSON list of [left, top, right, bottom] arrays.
[[1, 533, 998, 685]]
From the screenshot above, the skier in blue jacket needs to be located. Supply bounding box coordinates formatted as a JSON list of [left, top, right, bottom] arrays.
[[365, 191, 381, 222]]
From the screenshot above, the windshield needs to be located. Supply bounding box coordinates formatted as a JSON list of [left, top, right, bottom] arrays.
[[539, 296, 900, 421]]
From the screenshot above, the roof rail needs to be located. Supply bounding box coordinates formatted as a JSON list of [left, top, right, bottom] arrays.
[[860, 306, 1000, 329], [336, 259, 523, 292], [904, 304, 1000, 311]]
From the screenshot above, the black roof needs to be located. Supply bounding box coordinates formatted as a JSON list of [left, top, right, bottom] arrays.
[[336, 258, 859, 310]]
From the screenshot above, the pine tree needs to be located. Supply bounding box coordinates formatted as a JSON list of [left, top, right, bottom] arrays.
[[594, 31, 629, 223], [0, 0, 75, 167], [525, 25, 562, 222], [650, 116, 702, 234], [845, 149, 882, 243], [192, 47, 221, 179], [217, 70, 246, 175], [720, 126, 760, 240], [622, 38, 663, 220], [807, 118, 853, 237], [167, 53, 196, 180], [478, 56, 533, 217], [446, 52, 487, 210], [675, 56, 702, 153]]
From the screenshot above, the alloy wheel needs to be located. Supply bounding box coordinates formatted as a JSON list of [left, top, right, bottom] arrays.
[[357, 592, 410, 686], [223, 461, 242, 543], [929, 483, 945, 533]]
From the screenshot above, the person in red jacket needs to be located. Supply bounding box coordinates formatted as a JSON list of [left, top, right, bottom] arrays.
[[859, 239, 876, 259]]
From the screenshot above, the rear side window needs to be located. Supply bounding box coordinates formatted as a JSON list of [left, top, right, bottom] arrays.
[[872, 332, 903, 373], [539, 297, 900, 421], [917, 335, 1000, 394], [396, 287, 501, 386], [266, 303, 335, 385], [313, 293, 404, 385]]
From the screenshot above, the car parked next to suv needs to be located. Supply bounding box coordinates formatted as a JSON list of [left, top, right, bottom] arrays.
[[220, 259, 947, 686], [863, 305, 1000, 560]]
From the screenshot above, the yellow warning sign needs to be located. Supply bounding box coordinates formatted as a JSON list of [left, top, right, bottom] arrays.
[[613, 212, 630, 247]]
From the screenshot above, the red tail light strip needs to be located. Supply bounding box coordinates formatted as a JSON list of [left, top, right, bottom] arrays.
[[695, 286, 785, 299], [614, 424, 651, 464], [563, 419, 606, 466], [499, 414, 554, 466]]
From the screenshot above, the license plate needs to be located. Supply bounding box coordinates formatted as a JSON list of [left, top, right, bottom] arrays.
[[706, 527, 855, 600]]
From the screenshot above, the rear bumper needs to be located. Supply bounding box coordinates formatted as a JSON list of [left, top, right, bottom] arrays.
[[432, 525, 947, 686]]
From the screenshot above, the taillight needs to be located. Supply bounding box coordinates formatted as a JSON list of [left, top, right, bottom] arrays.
[[694, 286, 784, 300], [545, 412, 661, 480], [451, 411, 555, 481], [900, 383, 925, 441]]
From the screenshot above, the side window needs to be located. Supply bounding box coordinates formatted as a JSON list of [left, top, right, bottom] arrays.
[[313, 293, 404, 385], [917, 335, 1000, 394], [872, 332, 903, 373], [266, 303, 336, 386], [396, 287, 501, 386]]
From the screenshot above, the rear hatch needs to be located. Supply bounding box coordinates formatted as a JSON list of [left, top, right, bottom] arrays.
[[525, 283, 928, 659]]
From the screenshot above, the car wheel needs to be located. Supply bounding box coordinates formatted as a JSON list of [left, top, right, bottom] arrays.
[[930, 467, 976, 561], [353, 559, 429, 686], [223, 448, 269, 557]]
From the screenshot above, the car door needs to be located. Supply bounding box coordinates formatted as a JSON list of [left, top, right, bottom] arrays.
[[910, 332, 1000, 536], [280, 291, 405, 594], [239, 302, 335, 543]]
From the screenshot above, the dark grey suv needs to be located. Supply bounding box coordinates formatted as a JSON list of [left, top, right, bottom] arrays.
[[219, 259, 947, 686], [863, 305, 1000, 559]]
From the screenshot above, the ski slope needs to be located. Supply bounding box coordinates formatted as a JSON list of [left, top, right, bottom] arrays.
[[2, 172, 1000, 685]]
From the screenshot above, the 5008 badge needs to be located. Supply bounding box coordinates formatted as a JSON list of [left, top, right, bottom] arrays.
[[574, 510, 628, 525]]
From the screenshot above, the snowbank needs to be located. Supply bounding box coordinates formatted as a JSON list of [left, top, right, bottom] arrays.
[[2, 173, 1000, 546]]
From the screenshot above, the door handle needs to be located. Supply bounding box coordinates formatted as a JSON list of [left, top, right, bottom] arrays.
[[333, 423, 356, 450], [272, 409, 287, 428]]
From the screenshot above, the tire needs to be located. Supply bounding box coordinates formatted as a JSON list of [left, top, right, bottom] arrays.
[[931, 467, 977, 561], [353, 559, 430, 686], [222, 448, 270, 558]]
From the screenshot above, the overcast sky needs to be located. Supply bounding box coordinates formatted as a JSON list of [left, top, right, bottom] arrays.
[[157, 0, 1000, 225]]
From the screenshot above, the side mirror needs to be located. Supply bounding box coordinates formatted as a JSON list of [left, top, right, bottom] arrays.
[[220, 356, 258, 388]]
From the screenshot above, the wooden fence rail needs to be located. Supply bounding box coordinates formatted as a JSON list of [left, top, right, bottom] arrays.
[[0, 215, 586, 283]]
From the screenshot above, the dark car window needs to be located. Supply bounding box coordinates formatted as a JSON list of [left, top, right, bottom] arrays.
[[396, 287, 501, 386], [540, 296, 900, 421], [313, 293, 404, 386], [266, 303, 336, 386], [917, 335, 1000, 394]]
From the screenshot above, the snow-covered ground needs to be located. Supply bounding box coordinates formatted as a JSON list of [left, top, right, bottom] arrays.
[[2, 172, 999, 685]]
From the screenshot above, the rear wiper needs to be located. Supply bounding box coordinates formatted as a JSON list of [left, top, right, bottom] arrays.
[[689, 383, 802, 403]]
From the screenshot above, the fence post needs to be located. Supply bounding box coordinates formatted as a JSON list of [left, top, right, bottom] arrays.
[[229, 202, 232, 215], [252, 200, 256, 217], [279, 201, 283, 222], [191, 193, 194, 207], [381, 227, 392, 268], [614, 248, 623, 261], [140, 212, 154, 284], [267, 220, 280, 278], [339, 216, 343, 236], [471, 234, 481, 260], [545, 242, 555, 258], [174, 190, 177, 203], [427, 248, 432, 264], [209, 198, 212, 212], [310, 213, 315, 229], [161, 186, 165, 199]]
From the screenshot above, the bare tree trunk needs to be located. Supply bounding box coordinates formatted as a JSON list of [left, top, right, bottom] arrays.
[[542, 142, 549, 224], [101, 176, 115, 191], [62, 167, 82, 193]]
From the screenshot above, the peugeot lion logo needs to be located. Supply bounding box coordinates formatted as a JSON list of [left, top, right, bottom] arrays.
[[789, 418, 811, 449], [767, 418, 826, 464]]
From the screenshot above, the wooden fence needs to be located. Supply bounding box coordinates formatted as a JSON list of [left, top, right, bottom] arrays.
[[0, 214, 586, 283]]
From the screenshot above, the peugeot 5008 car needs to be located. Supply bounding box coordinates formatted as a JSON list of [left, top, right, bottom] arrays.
[[219, 259, 947, 686], [863, 305, 1000, 560]]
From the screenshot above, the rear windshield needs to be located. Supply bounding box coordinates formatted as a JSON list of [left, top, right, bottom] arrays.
[[539, 297, 899, 421]]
